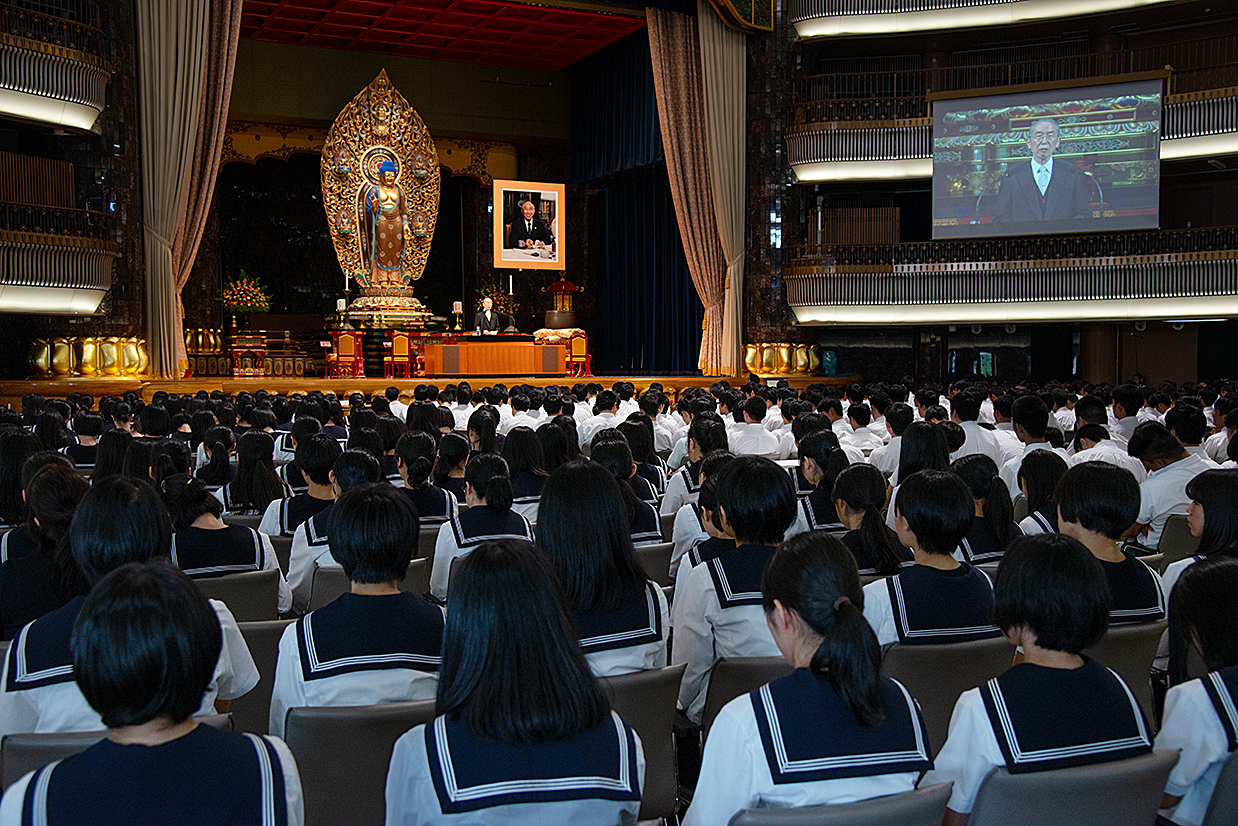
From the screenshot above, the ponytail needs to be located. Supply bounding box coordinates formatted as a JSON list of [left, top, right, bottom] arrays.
[[800, 430, 850, 491], [198, 426, 234, 486], [950, 453, 1012, 547], [814, 597, 884, 727], [160, 473, 223, 532], [465, 453, 512, 512], [468, 406, 499, 454], [396, 431, 436, 489], [834, 464, 904, 576], [433, 433, 470, 486]]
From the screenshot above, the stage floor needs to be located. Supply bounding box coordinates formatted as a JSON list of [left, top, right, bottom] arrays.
[[0, 373, 856, 408]]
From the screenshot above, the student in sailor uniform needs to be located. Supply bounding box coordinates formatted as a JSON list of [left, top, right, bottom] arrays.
[[0, 561, 303, 826], [673, 457, 797, 723], [431, 432, 470, 503], [862, 470, 1000, 648], [194, 425, 236, 494], [270, 483, 444, 737], [537, 460, 668, 677], [0, 448, 73, 568], [430, 454, 533, 600], [1016, 449, 1069, 536], [660, 413, 728, 516], [683, 532, 933, 826], [273, 413, 319, 467], [883, 421, 951, 531], [1057, 462, 1165, 624], [385, 539, 644, 826], [259, 433, 341, 538], [670, 450, 737, 583], [0, 477, 258, 739], [949, 454, 1022, 565], [591, 436, 663, 545], [1156, 558, 1238, 826], [222, 430, 288, 515], [395, 432, 458, 528], [162, 474, 292, 616], [618, 417, 667, 497], [376, 415, 407, 485], [923, 534, 1153, 824], [500, 426, 548, 523], [287, 450, 384, 613], [1160, 469, 1238, 602], [830, 464, 912, 576], [0, 428, 39, 529], [786, 430, 852, 541]]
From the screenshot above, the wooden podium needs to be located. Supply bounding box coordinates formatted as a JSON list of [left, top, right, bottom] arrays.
[[423, 336, 565, 377]]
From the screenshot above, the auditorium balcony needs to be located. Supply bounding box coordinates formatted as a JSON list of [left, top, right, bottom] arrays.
[[0, 199, 118, 314]]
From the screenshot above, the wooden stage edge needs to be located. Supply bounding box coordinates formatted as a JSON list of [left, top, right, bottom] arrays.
[[0, 374, 857, 408]]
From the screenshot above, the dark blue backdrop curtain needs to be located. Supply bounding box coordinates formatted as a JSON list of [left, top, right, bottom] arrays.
[[572, 31, 702, 373]]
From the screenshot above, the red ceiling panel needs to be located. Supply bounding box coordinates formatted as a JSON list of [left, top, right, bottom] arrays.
[[241, 0, 645, 71]]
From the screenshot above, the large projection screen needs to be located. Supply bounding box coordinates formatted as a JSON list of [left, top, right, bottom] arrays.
[[932, 79, 1162, 240]]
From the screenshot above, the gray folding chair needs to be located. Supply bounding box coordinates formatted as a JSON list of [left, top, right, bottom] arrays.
[[660, 511, 677, 542], [193, 568, 280, 622], [283, 700, 437, 826], [635, 541, 673, 587], [726, 782, 953, 826], [416, 524, 440, 559], [881, 636, 1016, 753], [270, 534, 293, 574], [306, 565, 350, 612], [397, 557, 432, 598], [1012, 494, 1029, 523], [223, 513, 263, 530], [1158, 513, 1201, 574], [1202, 748, 1238, 826], [701, 657, 795, 741], [599, 663, 685, 822], [1083, 619, 1168, 726], [859, 573, 891, 587], [229, 619, 295, 734], [967, 749, 1179, 826]]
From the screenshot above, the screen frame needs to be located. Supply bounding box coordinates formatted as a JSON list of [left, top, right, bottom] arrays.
[[492, 179, 566, 271]]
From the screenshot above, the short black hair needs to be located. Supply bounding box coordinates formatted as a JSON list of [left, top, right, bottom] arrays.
[[884, 404, 914, 436], [895, 469, 973, 556], [1011, 395, 1050, 440], [1073, 395, 1108, 428], [333, 449, 383, 492], [1055, 462, 1140, 540], [951, 392, 983, 422], [330, 483, 418, 584], [717, 456, 796, 545], [993, 534, 1110, 653], [139, 404, 171, 438], [297, 433, 343, 486], [595, 390, 618, 411], [1126, 421, 1186, 464], [73, 562, 220, 727], [1165, 404, 1207, 445], [70, 476, 172, 585], [848, 403, 872, 427]]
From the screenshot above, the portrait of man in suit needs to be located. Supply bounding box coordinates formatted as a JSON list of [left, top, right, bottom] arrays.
[[507, 199, 555, 249], [992, 117, 1095, 224]]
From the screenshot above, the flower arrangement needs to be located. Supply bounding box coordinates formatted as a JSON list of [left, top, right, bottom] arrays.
[[476, 277, 518, 315], [221, 271, 271, 314]]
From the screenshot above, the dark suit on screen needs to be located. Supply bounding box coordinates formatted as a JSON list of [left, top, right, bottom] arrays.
[[474, 309, 504, 333], [508, 217, 554, 248], [992, 159, 1095, 223]]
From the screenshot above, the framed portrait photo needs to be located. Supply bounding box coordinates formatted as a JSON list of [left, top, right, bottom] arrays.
[[492, 179, 565, 271]]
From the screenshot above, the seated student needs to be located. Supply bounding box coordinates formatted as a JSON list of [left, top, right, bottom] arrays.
[[1156, 558, 1238, 826], [661, 413, 729, 516], [841, 402, 884, 453], [591, 435, 663, 545], [259, 433, 341, 538], [673, 457, 796, 723], [671, 450, 737, 582], [1127, 421, 1212, 550], [270, 483, 443, 737], [785, 430, 852, 539], [862, 469, 1000, 647], [831, 463, 912, 576], [1162, 469, 1238, 598], [0, 477, 257, 738], [0, 463, 89, 639], [0, 562, 302, 825], [0, 451, 75, 564], [162, 474, 292, 616], [620, 415, 667, 494], [222, 430, 286, 515], [537, 460, 668, 677], [394, 431, 457, 527], [385, 539, 643, 825], [431, 431, 470, 502], [275, 416, 322, 496], [194, 425, 236, 493], [950, 454, 1021, 565], [63, 411, 102, 466], [0, 428, 41, 529], [683, 532, 933, 826], [1057, 462, 1165, 624], [375, 415, 406, 484], [501, 426, 548, 523], [1016, 449, 1069, 536], [430, 454, 533, 600], [884, 421, 951, 530], [1071, 422, 1148, 482], [287, 450, 383, 613], [923, 534, 1153, 824]]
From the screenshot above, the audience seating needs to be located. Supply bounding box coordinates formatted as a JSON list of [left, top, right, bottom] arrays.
[[599, 663, 686, 822], [726, 782, 953, 826], [222, 513, 264, 531], [306, 566, 350, 612], [283, 700, 437, 826], [1012, 495, 1028, 523], [270, 534, 292, 573], [859, 573, 890, 586], [1157, 514, 1201, 574], [966, 749, 1179, 826], [1202, 749, 1238, 826], [701, 657, 795, 742], [230, 619, 295, 735], [1, 714, 233, 790], [1082, 619, 1166, 724], [635, 541, 673, 586], [399, 557, 431, 598], [660, 511, 677, 541], [1136, 552, 1163, 572], [881, 637, 1016, 752], [416, 524, 439, 559], [193, 568, 280, 622]]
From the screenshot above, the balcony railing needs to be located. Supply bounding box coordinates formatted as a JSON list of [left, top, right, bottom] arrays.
[[790, 0, 1029, 23], [0, 201, 118, 312], [0, 3, 109, 130]]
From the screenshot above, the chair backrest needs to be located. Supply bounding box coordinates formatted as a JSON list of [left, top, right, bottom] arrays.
[[1082, 619, 1167, 725], [307, 565, 351, 612], [416, 524, 439, 559], [726, 782, 954, 826], [230, 619, 295, 735], [1158, 513, 1201, 570], [270, 534, 292, 574], [635, 541, 673, 587], [1202, 748, 1238, 826], [1136, 552, 1163, 573], [701, 657, 795, 741], [283, 700, 437, 826], [193, 568, 280, 622], [968, 749, 1179, 826], [570, 335, 587, 357], [336, 333, 356, 358], [599, 663, 685, 821], [659, 511, 677, 542], [222, 513, 263, 530], [1, 714, 233, 790], [859, 573, 890, 587], [391, 332, 409, 357], [881, 636, 1016, 752], [1012, 494, 1029, 523], [398, 557, 431, 599]]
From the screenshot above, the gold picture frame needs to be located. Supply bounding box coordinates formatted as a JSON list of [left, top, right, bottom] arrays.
[[492, 179, 565, 271]]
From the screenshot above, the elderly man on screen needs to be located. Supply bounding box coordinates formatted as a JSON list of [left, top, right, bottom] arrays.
[[508, 199, 554, 249], [992, 117, 1094, 223]]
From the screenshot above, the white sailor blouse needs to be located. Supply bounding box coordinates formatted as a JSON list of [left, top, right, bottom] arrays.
[[429, 507, 534, 600], [1155, 665, 1238, 826], [575, 580, 669, 677]]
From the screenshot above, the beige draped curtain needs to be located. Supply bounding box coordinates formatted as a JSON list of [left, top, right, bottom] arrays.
[[647, 8, 729, 375]]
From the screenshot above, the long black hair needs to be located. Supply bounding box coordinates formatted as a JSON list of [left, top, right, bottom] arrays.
[[90, 429, 132, 486], [25, 462, 90, 599], [433, 432, 470, 487], [798, 430, 851, 492], [1167, 557, 1238, 685], [950, 454, 1014, 548], [763, 531, 884, 727], [436, 538, 609, 744], [231, 431, 283, 513], [160, 473, 224, 532], [467, 406, 500, 454], [196, 426, 235, 486], [396, 431, 437, 490], [1185, 469, 1238, 558], [537, 420, 572, 473], [150, 439, 192, 491], [588, 436, 644, 530], [1017, 449, 1069, 516], [464, 453, 513, 513], [0, 428, 40, 525], [501, 427, 548, 479], [896, 421, 949, 484], [832, 464, 905, 576]]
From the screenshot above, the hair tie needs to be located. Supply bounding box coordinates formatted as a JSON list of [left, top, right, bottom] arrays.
[[834, 595, 851, 611]]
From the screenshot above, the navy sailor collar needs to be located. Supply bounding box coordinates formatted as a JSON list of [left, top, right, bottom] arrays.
[[574, 581, 663, 654], [886, 563, 1001, 644], [688, 536, 734, 568], [171, 526, 263, 577], [297, 592, 444, 681], [801, 489, 844, 532], [630, 501, 663, 544], [1203, 665, 1238, 751], [5, 596, 86, 692], [706, 544, 774, 608], [447, 506, 533, 548], [679, 460, 703, 494]]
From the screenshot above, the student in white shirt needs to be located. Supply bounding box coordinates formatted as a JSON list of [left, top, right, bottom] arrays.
[[1070, 423, 1148, 483], [730, 397, 781, 457], [1110, 383, 1145, 448], [1126, 422, 1212, 550], [1166, 404, 1222, 469], [949, 391, 1005, 466], [868, 404, 913, 478], [997, 395, 1068, 500], [578, 389, 621, 448], [842, 403, 884, 454]]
